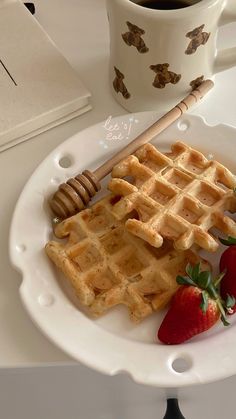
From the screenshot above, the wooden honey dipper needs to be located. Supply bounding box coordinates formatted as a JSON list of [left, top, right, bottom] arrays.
[[50, 79, 214, 219]]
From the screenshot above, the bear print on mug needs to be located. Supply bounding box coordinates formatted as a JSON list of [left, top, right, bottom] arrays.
[[150, 63, 181, 89], [185, 24, 210, 55], [113, 67, 131, 99], [122, 21, 149, 53], [190, 75, 205, 90]]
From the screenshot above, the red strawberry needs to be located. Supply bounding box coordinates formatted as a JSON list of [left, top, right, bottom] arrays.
[[158, 264, 233, 345], [219, 236, 236, 314], [158, 286, 220, 344]]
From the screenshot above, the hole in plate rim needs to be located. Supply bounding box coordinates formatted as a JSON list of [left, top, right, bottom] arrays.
[[170, 354, 193, 374], [57, 154, 75, 169]]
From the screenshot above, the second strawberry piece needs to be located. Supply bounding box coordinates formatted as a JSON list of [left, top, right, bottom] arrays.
[[219, 236, 236, 314]]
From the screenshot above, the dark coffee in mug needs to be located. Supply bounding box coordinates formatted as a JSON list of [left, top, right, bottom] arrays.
[[136, 0, 194, 10]]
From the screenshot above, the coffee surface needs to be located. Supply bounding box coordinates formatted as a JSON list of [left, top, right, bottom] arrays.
[[136, 0, 192, 10]]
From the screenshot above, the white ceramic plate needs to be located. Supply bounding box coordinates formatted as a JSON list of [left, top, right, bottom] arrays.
[[9, 112, 236, 387]]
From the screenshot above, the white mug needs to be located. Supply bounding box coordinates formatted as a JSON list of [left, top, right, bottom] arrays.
[[107, 0, 236, 112]]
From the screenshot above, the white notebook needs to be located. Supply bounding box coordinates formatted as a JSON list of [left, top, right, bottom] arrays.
[[0, 0, 91, 152]]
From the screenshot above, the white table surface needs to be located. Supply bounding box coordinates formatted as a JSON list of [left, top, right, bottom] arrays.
[[1, 0, 236, 368]]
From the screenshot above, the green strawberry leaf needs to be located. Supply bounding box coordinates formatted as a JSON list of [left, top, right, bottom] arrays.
[[214, 271, 226, 288], [192, 262, 201, 281], [225, 294, 236, 309], [176, 275, 196, 286], [219, 236, 236, 246], [186, 262, 201, 282], [200, 290, 209, 313], [197, 271, 212, 289], [220, 314, 230, 327], [186, 263, 193, 279]]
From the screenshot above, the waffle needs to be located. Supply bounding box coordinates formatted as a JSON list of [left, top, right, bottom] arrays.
[[45, 195, 209, 322], [108, 141, 236, 252]]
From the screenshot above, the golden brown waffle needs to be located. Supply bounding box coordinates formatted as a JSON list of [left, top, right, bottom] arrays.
[[45, 195, 210, 322], [108, 141, 236, 252]]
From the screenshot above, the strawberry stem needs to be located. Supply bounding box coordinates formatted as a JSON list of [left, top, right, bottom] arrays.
[[214, 271, 226, 288], [216, 297, 230, 326]]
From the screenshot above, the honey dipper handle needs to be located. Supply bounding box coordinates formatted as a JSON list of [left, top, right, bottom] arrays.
[[94, 79, 214, 180]]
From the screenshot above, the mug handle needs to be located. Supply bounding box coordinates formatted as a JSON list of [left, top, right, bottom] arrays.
[[214, 0, 236, 73]]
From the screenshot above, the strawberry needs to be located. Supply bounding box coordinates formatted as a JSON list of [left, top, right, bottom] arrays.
[[219, 236, 236, 314], [158, 264, 234, 345]]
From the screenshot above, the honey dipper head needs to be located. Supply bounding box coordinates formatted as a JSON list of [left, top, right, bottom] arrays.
[[49, 170, 101, 219]]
